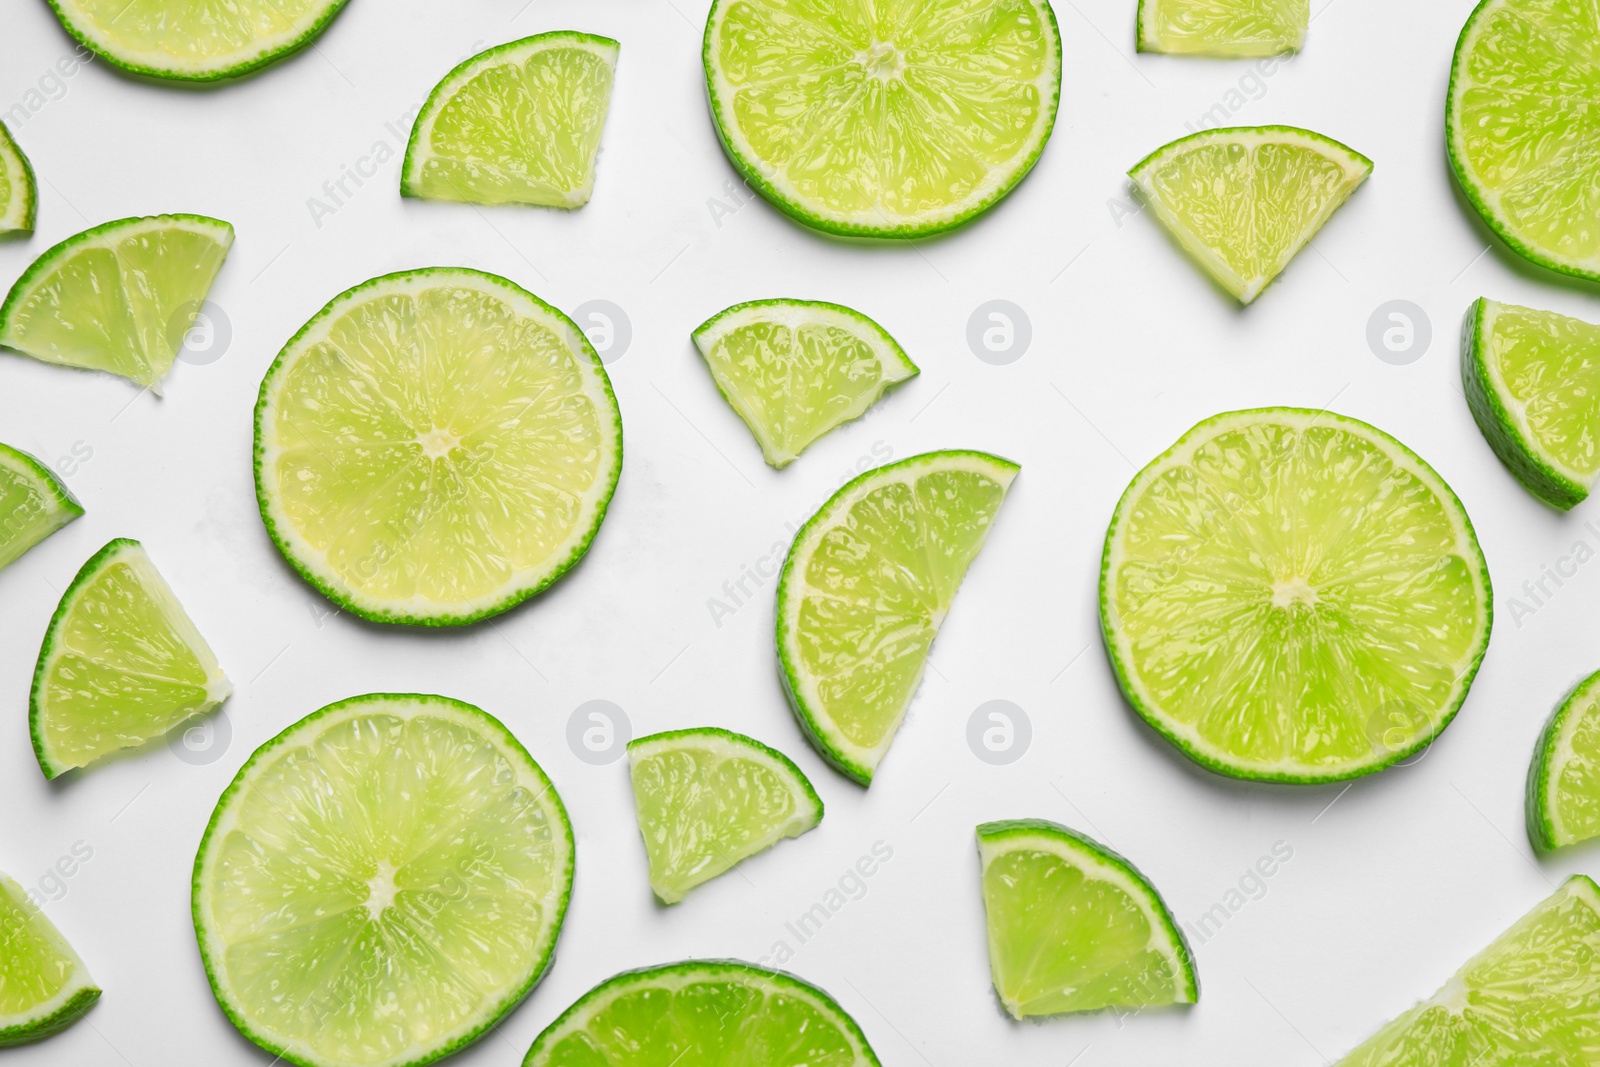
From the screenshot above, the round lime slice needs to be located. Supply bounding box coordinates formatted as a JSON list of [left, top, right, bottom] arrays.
[[1136, 0, 1307, 55], [522, 960, 880, 1066], [977, 820, 1196, 1018], [1101, 408, 1493, 783], [702, 0, 1061, 238], [1528, 669, 1600, 852], [1448, 0, 1600, 283], [402, 33, 619, 208], [0, 121, 36, 236], [253, 267, 622, 626], [778, 450, 1018, 784], [0, 442, 81, 571], [193, 693, 574, 1067], [0, 873, 99, 1047]]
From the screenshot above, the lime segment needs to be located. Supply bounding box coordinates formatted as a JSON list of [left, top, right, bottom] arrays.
[[0, 121, 36, 235], [0, 873, 99, 1047], [1137, 0, 1307, 55], [1528, 669, 1600, 851], [0, 442, 82, 571]]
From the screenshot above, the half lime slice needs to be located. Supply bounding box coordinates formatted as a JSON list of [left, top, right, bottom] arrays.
[[0, 214, 233, 390], [1129, 126, 1370, 303], [1137, 0, 1307, 55], [1101, 408, 1492, 782], [0, 873, 99, 1047], [254, 268, 622, 626], [402, 33, 619, 208], [1461, 297, 1600, 510], [693, 299, 918, 468], [523, 961, 880, 1066], [0, 442, 82, 571], [977, 820, 1196, 1018], [194, 693, 574, 1067], [778, 450, 1017, 784], [1528, 669, 1600, 851], [0, 121, 36, 236], [703, 0, 1062, 237], [32, 538, 230, 779], [628, 727, 823, 903]]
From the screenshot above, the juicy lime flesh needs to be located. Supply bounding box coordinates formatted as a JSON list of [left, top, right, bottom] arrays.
[[1486, 303, 1600, 482], [0, 463, 73, 571], [1145, 0, 1306, 53], [1110, 421, 1484, 775], [0, 165, 12, 226], [59, 0, 328, 65], [1546, 686, 1600, 845], [0, 882, 77, 1021]]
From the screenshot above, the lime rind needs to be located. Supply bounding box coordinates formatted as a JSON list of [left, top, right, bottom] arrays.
[[1135, 0, 1308, 55], [0, 874, 100, 1047], [0, 442, 83, 571], [1528, 669, 1600, 852], [0, 121, 37, 235]]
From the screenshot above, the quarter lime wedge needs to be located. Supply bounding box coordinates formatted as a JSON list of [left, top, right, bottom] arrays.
[[0, 873, 99, 1047], [628, 727, 823, 904], [778, 450, 1017, 784], [1137, 0, 1307, 55], [977, 820, 1197, 1018], [692, 299, 918, 468], [194, 693, 574, 1067], [1101, 408, 1492, 782], [0, 121, 36, 236], [703, 0, 1062, 237], [1129, 126, 1370, 303], [1528, 669, 1600, 851], [523, 961, 880, 1066], [32, 538, 230, 779], [402, 33, 619, 208], [253, 268, 621, 626], [0, 442, 81, 571]]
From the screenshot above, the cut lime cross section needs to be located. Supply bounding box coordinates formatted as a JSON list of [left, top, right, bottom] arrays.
[[0, 214, 232, 390], [628, 728, 823, 904], [0, 442, 81, 571], [1333, 876, 1600, 1065], [1102, 409, 1492, 783], [0, 121, 36, 236], [778, 450, 1017, 784], [32, 539, 230, 779], [523, 960, 880, 1066], [1137, 0, 1307, 55], [0, 873, 99, 1047], [403, 33, 619, 208], [1528, 669, 1600, 851], [1130, 126, 1370, 303], [693, 299, 918, 468], [254, 268, 622, 626], [1462, 298, 1600, 510], [194, 693, 574, 1067], [977, 820, 1196, 1018], [703, 0, 1062, 237]]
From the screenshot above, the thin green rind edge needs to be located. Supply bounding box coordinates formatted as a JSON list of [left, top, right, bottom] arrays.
[[776, 449, 1020, 786], [1133, 0, 1306, 55], [700, 0, 1062, 240], [191, 692, 576, 1067], [521, 959, 883, 1066], [0, 983, 100, 1048], [0, 120, 37, 235], [1527, 668, 1600, 852], [975, 818, 1200, 1008], [1098, 406, 1493, 784], [0, 441, 83, 569], [251, 266, 623, 627], [400, 31, 621, 202], [1128, 124, 1373, 187]]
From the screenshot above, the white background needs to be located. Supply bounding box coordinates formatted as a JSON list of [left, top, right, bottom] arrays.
[[1, 0, 1595, 1063]]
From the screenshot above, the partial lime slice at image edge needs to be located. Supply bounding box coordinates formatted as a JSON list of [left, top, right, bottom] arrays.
[[1528, 669, 1600, 852], [0, 121, 37, 236], [0, 874, 99, 1047], [0, 442, 82, 571], [1135, 0, 1308, 56]]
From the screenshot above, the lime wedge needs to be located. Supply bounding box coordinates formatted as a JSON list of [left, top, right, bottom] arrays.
[[778, 450, 1017, 784], [628, 728, 823, 903], [1333, 876, 1600, 1065], [1448, 0, 1600, 283], [0, 214, 232, 390], [1137, 0, 1306, 54], [0, 121, 36, 236], [45, 0, 350, 81], [0, 442, 81, 571], [523, 960, 880, 1066], [402, 33, 618, 208], [0, 873, 99, 1047], [1462, 297, 1600, 510], [1129, 126, 1370, 303], [194, 693, 574, 1067], [703, 0, 1061, 237], [253, 267, 622, 626], [1102, 408, 1492, 783], [977, 820, 1196, 1018], [693, 299, 918, 468], [1528, 669, 1600, 851]]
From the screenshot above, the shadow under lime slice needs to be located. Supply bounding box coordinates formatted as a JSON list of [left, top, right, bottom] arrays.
[[1137, 0, 1308, 55], [1528, 669, 1600, 851], [0, 442, 81, 571], [0, 873, 99, 1047]]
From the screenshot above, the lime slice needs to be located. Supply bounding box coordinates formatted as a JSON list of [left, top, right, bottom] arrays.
[[194, 693, 574, 1067], [0, 873, 99, 1046], [1333, 876, 1600, 1065], [1461, 297, 1600, 510], [44, 0, 350, 81], [522, 960, 880, 1066], [253, 268, 622, 626], [1129, 126, 1371, 303], [702, 0, 1061, 238], [1448, 0, 1600, 283], [692, 299, 918, 468], [628, 728, 823, 903], [1101, 408, 1492, 783], [402, 33, 618, 208], [32, 539, 229, 779], [1137, 0, 1307, 54], [0, 442, 81, 571], [778, 450, 1017, 784], [1528, 669, 1600, 851], [976, 820, 1196, 1018], [0, 214, 232, 390], [0, 121, 36, 236]]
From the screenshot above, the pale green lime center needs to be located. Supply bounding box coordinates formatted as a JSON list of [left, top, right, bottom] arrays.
[[1145, 0, 1307, 53]]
